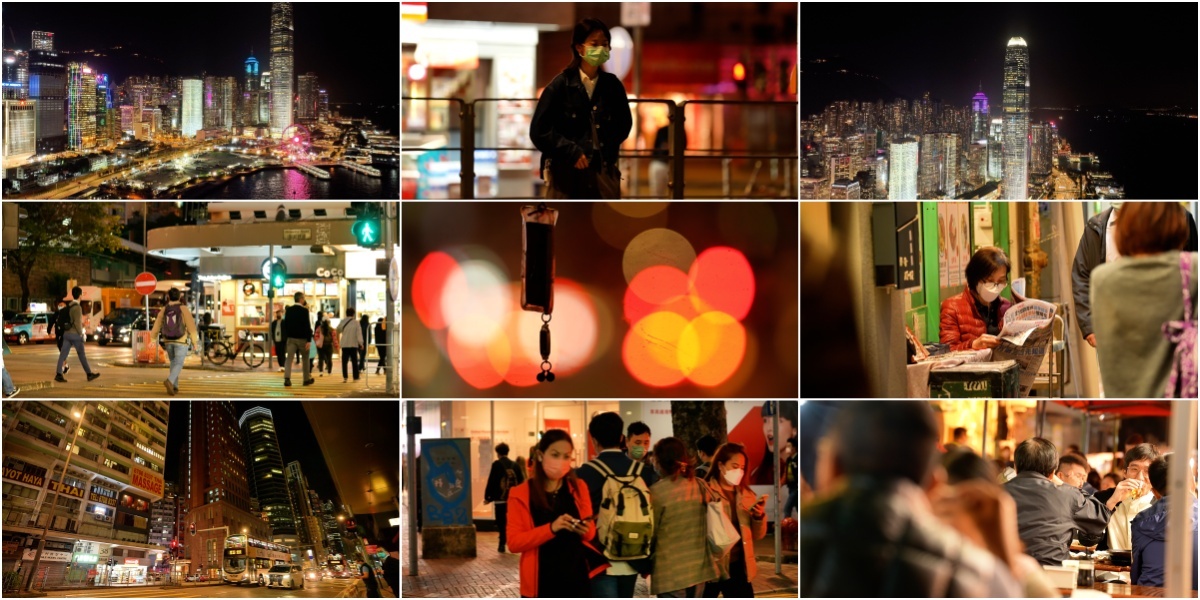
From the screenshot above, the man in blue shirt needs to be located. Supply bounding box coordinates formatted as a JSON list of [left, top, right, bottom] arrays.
[[1131, 455, 1199, 589]]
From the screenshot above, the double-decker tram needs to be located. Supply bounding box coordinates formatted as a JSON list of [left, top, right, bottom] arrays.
[[222, 534, 290, 586]]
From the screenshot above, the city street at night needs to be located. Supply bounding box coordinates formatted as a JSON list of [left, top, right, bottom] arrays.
[[3, 401, 400, 597]]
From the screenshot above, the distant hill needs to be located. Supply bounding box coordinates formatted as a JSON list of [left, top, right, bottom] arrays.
[[800, 56, 901, 116]]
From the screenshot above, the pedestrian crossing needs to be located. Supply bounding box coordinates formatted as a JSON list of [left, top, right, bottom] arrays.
[[21, 371, 395, 399], [50, 586, 210, 598]]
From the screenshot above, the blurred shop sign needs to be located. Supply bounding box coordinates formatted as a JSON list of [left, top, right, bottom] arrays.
[[621, 2, 651, 27], [415, 40, 478, 69], [872, 202, 922, 290], [402, 2, 428, 23]]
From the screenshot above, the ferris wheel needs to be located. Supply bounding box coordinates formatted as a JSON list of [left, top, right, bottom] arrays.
[[280, 124, 312, 157]]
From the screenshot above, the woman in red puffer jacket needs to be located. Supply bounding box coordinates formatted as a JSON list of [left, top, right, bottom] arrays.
[[940, 246, 1018, 351]]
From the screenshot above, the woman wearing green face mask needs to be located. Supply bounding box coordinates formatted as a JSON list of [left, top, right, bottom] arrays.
[[530, 17, 632, 199]]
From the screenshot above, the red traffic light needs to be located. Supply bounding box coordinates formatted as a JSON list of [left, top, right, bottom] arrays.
[[733, 62, 746, 82]]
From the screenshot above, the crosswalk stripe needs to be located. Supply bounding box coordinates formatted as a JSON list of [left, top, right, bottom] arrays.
[[20, 371, 391, 398]]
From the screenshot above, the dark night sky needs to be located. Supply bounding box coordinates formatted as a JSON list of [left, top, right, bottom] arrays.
[[2, 2, 399, 104], [165, 401, 341, 509], [801, 2, 1198, 110]]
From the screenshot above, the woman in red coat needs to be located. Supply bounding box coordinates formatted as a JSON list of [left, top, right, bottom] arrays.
[[940, 246, 1017, 351], [508, 429, 607, 597]]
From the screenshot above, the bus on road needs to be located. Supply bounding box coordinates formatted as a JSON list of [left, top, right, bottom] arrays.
[[221, 534, 290, 586]]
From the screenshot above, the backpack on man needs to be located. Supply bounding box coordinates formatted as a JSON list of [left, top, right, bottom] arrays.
[[161, 305, 184, 341], [498, 460, 519, 502], [55, 304, 73, 335], [584, 459, 655, 561]]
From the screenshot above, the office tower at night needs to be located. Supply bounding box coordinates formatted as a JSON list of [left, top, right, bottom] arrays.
[[239, 407, 299, 546], [66, 63, 97, 149], [887, 138, 918, 200], [28, 31, 66, 154], [971, 87, 989, 142], [259, 70, 272, 125], [297, 72, 318, 122], [318, 89, 329, 121], [942, 132, 959, 197], [203, 76, 235, 130], [182, 401, 270, 580], [285, 461, 327, 564], [3, 99, 37, 158], [987, 117, 1003, 180], [1001, 36, 1030, 199], [3, 49, 30, 100], [1030, 121, 1054, 175], [269, 2, 295, 138], [150, 481, 179, 548], [181, 78, 202, 137]]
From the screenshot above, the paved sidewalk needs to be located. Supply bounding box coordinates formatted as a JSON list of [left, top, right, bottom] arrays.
[[400, 500, 797, 598]]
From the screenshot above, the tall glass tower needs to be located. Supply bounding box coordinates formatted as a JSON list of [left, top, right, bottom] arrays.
[[239, 407, 299, 543], [887, 138, 918, 200], [182, 78, 203, 137], [1002, 37, 1029, 200], [971, 86, 989, 142], [269, 2, 294, 138]]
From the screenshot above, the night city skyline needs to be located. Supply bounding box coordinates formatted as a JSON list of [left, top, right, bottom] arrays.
[[2, 2, 400, 104], [801, 2, 1198, 113]]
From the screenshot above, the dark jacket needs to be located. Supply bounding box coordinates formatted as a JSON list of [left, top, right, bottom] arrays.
[[484, 456, 525, 504], [1130, 495, 1198, 588], [1073, 208, 1198, 338], [283, 304, 313, 341], [576, 449, 658, 530], [801, 476, 1022, 597], [1003, 471, 1112, 566], [530, 65, 632, 198], [1076, 487, 1117, 550]]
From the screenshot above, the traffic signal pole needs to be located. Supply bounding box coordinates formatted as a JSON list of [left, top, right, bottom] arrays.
[[385, 202, 396, 395], [267, 245, 275, 370]]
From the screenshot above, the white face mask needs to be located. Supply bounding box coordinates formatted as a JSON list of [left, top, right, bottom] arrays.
[[976, 281, 1004, 303], [723, 468, 744, 486]]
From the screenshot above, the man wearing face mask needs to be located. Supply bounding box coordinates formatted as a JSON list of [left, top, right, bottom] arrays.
[[530, 17, 632, 199], [625, 421, 660, 487], [940, 246, 1021, 352]]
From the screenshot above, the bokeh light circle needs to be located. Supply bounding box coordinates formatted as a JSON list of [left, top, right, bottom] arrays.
[[680, 312, 746, 387], [623, 311, 689, 387], [624, 265, 695, 325], [412, 252, 461, 330], [510, 279, 599, 384], [622, 228, 697, 285], [688, 247, 755, 321], [447, 321, 507, 390], [441, 260, 510, 346]]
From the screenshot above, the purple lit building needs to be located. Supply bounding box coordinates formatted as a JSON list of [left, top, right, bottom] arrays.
[[971, 86, 989, 143]]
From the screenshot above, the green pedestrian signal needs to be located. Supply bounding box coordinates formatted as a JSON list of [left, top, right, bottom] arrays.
[[270, 261, 287, 289], [352, 202, 383, 249]]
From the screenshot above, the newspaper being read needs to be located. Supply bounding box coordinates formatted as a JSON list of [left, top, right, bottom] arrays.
[[991, 298, 1058, 397]]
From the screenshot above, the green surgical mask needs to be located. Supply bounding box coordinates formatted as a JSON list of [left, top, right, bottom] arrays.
[[581, 45, 610, 67], [630, 446, 645, 460]]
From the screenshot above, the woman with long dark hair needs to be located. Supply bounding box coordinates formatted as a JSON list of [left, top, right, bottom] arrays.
[[703, 443, 767, 598], [530, 17, 632, 199], [508, 429, 607, 597], [649, 437, 718, 597]]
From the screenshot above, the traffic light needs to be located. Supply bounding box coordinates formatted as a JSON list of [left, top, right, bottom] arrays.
[[270, 260, 287, 289], [352, 202, 382, 249]]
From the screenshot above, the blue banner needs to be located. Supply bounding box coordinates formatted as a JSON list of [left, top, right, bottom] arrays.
[[420, 438, 471, 527]]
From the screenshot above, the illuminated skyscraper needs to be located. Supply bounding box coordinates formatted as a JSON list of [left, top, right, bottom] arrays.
[[67, 63, 97, 149], [181, 78, 202, 137], [28, 33, 66, 154], [31, 30, 54, 52], [988, 117, 1003, 181], [971, 86, 989, 142], [269, 2, 294, 138], [317, 89, 329, 122], [3, 99, 37, 159], [888, 138, 918, 200], [1002, 36, 1030, 199], [3, 50, 29, 100], [240, 407, 299, 545], [1030, 121, 1053, 176], [297, 72, 318, 122]]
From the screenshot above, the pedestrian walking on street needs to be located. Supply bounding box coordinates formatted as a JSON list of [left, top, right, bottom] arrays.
[[358, 312, 371, 373], [374, 317, 387, 374], [485, 442, 526, 553], [508, 429, 606, 598], [46, 300, 69, 374], [337, 307, 364, 382], [702, 443, 768, 598], [272, 311, 287, 372], [316, 314, 334, 376], [649, 437, 719, 598], [283, 291, 315, 387], [148, 288, 201, 396], [55, 286, 100, 383], [3, 339, 18, 398], [308, 313, 320, 375]]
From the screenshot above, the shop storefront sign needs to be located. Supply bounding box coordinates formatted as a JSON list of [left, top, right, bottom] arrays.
[[48, 480, 86, 499], [23, 549, 71, 562], [3, 465, 47, 488], [130, 466, 164, 497], [283, 228, 312, 242], [74, 553, 98, 563], [89, 489, 118, 506]]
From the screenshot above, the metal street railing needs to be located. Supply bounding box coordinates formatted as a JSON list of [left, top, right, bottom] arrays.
[[402, 96, 798, 199]]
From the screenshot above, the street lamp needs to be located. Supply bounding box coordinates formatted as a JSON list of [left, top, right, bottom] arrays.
[[23, 402, 87, 592]]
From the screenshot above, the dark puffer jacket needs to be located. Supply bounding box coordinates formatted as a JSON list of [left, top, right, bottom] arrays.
[[530, 66, 632, 198], [939, 288, 1013, 351]]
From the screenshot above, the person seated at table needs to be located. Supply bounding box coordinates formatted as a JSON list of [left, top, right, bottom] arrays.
[[801, 401, 1022, 597], [1078, 443, 1161, 552], [1055, 454, 1090, 490], [1100, 472, 1119, 491], [1003, 437, 1112, 566], [940, 246, 1021, 352], [1130, 455, 1198, 589]]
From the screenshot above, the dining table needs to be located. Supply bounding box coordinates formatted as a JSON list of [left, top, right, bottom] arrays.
[[1059, 582, 1199, 598]]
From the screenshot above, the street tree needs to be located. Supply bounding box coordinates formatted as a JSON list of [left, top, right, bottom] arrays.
[[6, 202, 124, 311], [670, 401, 728, 461]]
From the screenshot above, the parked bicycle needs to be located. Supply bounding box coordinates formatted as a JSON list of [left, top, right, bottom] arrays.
[[205, 330, 268, 368]]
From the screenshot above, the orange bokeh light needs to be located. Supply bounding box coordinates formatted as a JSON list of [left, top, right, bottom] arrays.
[[412, 251, 460, 330], [624, 265, 695, 325], [688, 247, 755, 321], [447, 323, 508, 389], [680, 312, 746, 387], [623, 311, 689, 387]]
